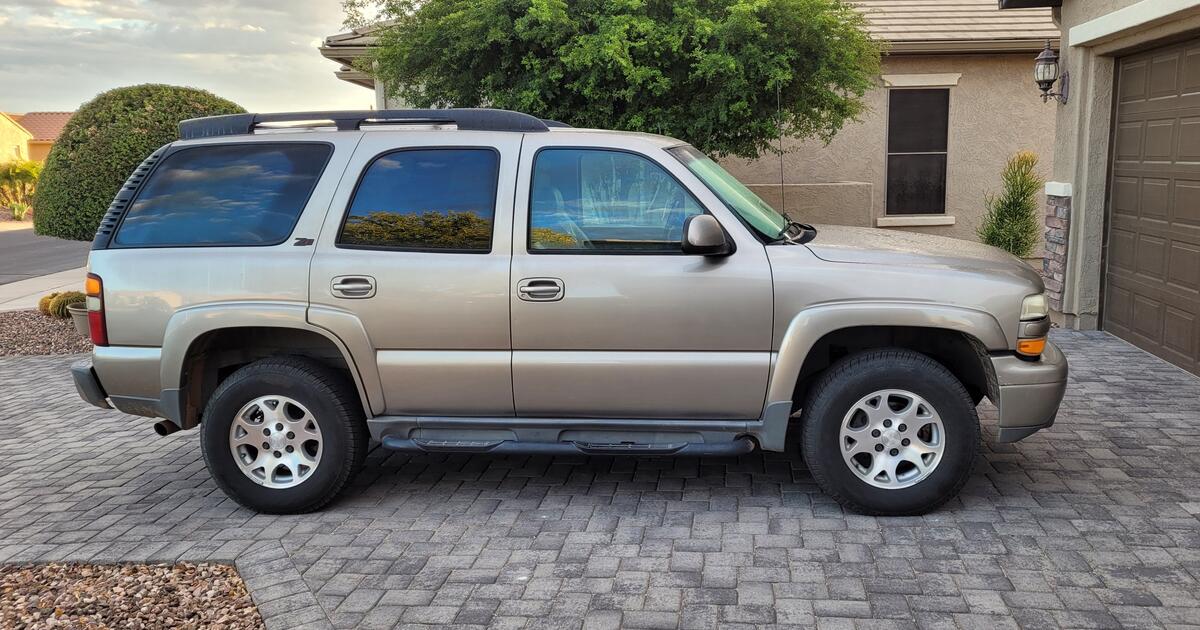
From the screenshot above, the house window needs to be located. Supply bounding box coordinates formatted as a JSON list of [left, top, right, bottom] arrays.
[[886, 89, 949, 215]]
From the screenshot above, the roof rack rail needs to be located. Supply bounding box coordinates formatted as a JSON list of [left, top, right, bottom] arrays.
[[178, 108, 553, 139]]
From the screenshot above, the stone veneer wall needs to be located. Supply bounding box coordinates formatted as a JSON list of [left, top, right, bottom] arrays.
[[1043, 194, 1072, 311]]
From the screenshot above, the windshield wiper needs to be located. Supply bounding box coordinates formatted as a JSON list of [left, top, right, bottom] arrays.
[[774, 220, 817, 244]]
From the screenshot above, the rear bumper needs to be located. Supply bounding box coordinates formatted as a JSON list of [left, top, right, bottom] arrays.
[[72, 355, 184, 424], [989, 341, 1069, 442], [71, 359, 111, 409]]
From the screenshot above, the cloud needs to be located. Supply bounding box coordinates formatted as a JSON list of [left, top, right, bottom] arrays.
[[0, 0, 372, 113]]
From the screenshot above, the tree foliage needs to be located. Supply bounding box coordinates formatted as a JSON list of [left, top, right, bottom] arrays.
[[342, 210, 496, 249], [0, 159, 41, 209], [33, 84, 245, 241], [345, 0, 882, 159], [977, 152, 1044, 259]]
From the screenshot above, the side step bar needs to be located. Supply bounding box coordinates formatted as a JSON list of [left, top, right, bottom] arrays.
[[381, 436, 756, 457]]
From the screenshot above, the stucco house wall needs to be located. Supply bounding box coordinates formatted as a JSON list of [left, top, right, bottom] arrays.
[[1009, 0, 1200, 329], [0, 114, 31, 161], [27, 141, 53, 162], [719, 53, 1056, 247]]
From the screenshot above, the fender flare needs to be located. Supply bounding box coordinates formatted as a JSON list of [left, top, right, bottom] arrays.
[[160, 302, 384, 417], [765, 301, 1008, 409]]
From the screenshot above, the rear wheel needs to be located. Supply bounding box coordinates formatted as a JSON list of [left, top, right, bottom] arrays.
[[200, 357, 367, 513], [800, 349, 979, 515]]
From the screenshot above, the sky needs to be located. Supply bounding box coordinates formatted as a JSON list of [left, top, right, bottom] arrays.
[[0, 0, 373, 114]]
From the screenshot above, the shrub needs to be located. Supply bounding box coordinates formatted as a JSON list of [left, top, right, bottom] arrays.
[[9, 202, 31, 221], [48, 291, 86, 318], [38, 292, 61, 316], [978, 152, 1044, 258], [0, 159, 41, 208], [33, 84, 245, 241], [348, 0, 882, 159]]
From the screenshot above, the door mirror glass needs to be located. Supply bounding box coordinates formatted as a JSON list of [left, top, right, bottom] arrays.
[[681, 215, 731, 256]]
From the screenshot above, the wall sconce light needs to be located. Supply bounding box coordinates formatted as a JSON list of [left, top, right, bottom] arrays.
[[1034, 40, 1069, 104]]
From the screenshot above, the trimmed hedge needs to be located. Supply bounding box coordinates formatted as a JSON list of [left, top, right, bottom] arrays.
[[33, 84, 245, 241]]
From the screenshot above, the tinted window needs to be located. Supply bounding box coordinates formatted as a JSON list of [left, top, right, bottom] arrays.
[[339, 149, 499, 251], [886, 89, 950, 215], [115, 143, 330, 246], [530, 149, 704, 252]]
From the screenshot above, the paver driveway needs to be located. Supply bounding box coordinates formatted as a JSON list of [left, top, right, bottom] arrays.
[[1, 330, 1198, 630]]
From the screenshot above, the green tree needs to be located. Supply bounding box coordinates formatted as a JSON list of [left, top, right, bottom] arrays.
[[344, 0, 881, 159], [977, 151, 1044, 258], [342, 210, 496, 249], [0, 159, 41, 209], [33, 84, 245, 240]]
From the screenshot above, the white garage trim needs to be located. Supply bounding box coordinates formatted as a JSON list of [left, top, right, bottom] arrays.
[[1070, 0, 1200, 47]]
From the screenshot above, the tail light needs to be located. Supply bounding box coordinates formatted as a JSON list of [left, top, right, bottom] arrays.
[[85, 273, 108, 346]]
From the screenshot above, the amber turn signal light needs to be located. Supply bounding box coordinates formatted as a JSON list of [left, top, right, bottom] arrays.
[[85, 275, 102, 296], [1016, 337, 1046, 357]]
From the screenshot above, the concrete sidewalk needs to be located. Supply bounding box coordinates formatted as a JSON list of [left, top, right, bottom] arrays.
[[0, 267, 86, 312]]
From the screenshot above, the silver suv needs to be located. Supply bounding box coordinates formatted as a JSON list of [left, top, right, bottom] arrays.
[[71, 109, 1067, 516]]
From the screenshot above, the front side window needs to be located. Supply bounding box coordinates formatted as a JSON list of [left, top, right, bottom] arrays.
[[529, 149, 704, 252], [115, 143, 331, 247], [339, 148, 499, 252], [886, 88, 950, 215]]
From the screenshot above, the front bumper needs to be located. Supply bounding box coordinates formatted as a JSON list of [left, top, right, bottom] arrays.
[[71, 359, 111, 409], [989, 341, 1068, 442]]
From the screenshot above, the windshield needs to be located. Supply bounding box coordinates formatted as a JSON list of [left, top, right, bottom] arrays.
[[668, 145, 790, 240]]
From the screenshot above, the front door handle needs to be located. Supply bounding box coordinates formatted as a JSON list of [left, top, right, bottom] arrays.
[[517, 277, 564, 302], [331, 275, 376, 299]]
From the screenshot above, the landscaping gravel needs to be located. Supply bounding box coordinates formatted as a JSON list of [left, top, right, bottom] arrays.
[[0, 310, 91, 356], [0, 562, 264, 629]]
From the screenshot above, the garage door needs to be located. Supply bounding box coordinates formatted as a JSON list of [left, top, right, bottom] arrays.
[[1103, 37, 1200, 376]]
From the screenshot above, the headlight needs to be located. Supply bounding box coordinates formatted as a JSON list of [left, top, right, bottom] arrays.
[[1020, 293, 1048, 321]]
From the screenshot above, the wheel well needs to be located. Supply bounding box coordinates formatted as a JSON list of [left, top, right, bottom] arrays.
[[178, 327, 355, 429], [791, 326, 993, 412]]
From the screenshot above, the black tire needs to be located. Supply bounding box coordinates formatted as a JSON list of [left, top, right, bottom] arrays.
[[800, 348, 979, 516], [200, 357, 368, 514]]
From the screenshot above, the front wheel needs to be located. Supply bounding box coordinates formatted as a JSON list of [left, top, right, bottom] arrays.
[[800, 349, 979, 516], [200, 357, 367, 513]]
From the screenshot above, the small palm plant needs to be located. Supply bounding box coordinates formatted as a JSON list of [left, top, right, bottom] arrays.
[[978, 152, 1044, 258]]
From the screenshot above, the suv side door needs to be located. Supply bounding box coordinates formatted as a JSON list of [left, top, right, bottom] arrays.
[[509, 133, 775, 419], [308, 131, 520, 416]]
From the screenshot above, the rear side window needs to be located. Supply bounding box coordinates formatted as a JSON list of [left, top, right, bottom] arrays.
[[338, 148, 499, 252], [114, 143, 331, 247]]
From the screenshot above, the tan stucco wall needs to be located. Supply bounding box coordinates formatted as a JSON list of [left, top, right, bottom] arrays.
[[0, 116, 31, 162], [1045, 0, 1200, 329], [27, 141, 53, 163], [719, 54, 1056, 248]]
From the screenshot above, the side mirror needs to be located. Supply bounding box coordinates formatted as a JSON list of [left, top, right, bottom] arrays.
[[681, 214, 732, 256]]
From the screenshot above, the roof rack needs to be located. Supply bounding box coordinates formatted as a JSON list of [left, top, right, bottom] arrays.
[[178, 108, 557, 139]]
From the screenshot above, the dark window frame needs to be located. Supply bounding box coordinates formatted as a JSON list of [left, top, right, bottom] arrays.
[[526, 146, 713, 256], [335, 146, 502, 254], [885, 88, 950, 216], [110, 141, 334, 249]]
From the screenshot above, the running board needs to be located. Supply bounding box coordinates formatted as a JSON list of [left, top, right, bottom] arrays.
[[368, 415, 767, 456], [380, 436, 755, 457]]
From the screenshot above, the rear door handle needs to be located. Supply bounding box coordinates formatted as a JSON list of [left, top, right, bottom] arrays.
[[517, 277, 564, 302], [331, 275, 376, 299]]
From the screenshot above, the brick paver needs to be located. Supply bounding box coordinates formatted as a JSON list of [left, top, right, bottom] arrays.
[[1, 330, 1198, 629]]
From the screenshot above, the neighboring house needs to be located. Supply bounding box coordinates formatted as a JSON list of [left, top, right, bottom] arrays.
[[0, 113, 32, 161], [999, 0, 1200, 377], [0, 111, 73, 162], [319, 2, 1059, 250]]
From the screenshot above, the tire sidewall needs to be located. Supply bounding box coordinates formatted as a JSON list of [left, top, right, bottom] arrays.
[[201, 368, 354, 512], [804, 354, 978, 515]]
